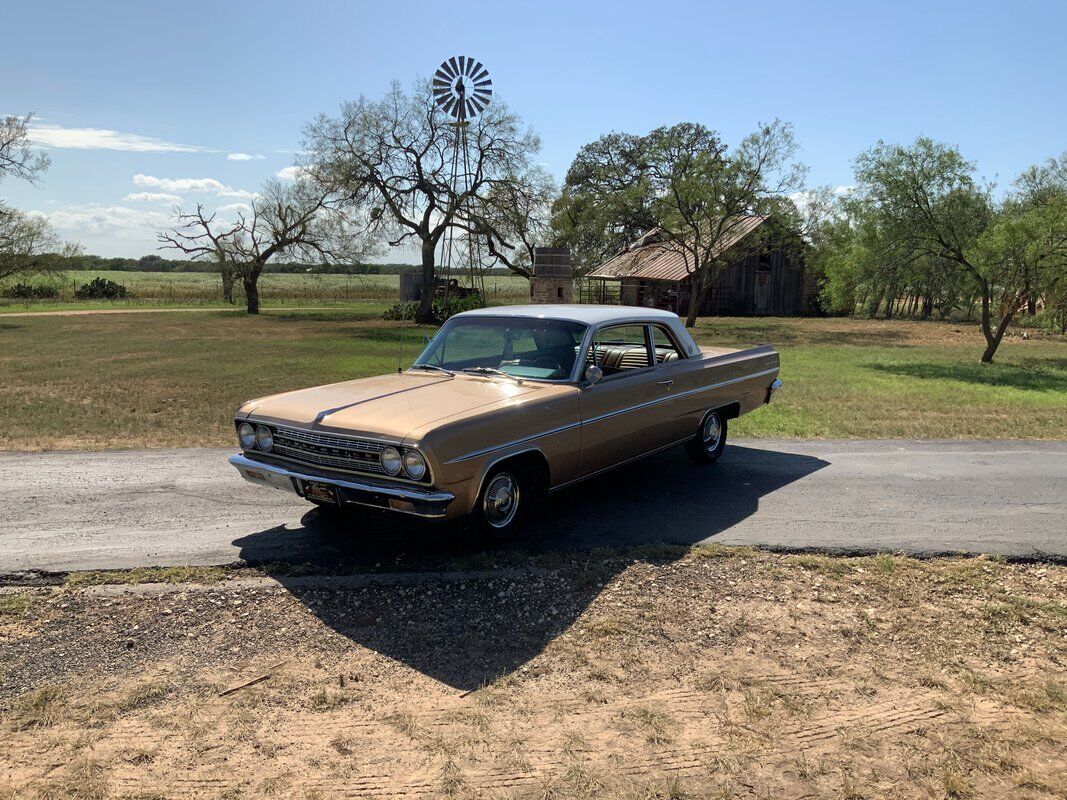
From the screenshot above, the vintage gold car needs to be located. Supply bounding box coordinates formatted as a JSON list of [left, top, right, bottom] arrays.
[[229, 305, 781, 536]]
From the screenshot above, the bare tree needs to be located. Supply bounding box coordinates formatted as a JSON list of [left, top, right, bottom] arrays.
[[301, 80, 543, 322], [0, 114, 49, 185], [159, 180, 374, 314], [0, 113, 66, 284]]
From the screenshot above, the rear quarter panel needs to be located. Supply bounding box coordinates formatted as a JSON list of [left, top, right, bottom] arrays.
[[665, 345, 780, 436]]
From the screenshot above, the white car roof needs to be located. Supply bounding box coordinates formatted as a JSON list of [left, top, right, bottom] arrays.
[[452, 304, 680, 326]]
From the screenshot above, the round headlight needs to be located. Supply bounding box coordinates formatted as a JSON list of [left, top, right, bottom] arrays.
[[255, 425, 274, 451], [238, 422, 256, 450], [402, 450, 427, 480], [380, 446, 402, 476]]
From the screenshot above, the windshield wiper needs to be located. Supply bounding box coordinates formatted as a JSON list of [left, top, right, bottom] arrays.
[[461, 366, 524, 384], [409, 363, 455, 376]]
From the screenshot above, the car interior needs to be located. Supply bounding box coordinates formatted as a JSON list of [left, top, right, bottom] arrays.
[[586, 324, 684, 376]]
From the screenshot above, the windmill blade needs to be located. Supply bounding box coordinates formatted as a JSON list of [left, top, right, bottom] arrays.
[[467, 60, 484, 78], [448, 56, 461, 78], [474, 78, 492, 88], [437, 61, 456, 80], [469, 95, 487, 115], [457, 55, 467, 76], [471, 67, 489, 83]]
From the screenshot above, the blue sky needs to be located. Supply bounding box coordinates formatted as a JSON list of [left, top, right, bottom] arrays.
[[4, 0, 1065, 259]]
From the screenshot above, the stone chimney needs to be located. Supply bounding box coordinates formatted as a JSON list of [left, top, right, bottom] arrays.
[[529, 247, 573, 304]]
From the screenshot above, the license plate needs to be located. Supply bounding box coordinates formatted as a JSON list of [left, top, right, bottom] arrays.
[[303, 481, 339, 505]]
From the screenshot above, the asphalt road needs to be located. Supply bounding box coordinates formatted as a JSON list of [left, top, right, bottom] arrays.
[[1, 440, 1064, 575]]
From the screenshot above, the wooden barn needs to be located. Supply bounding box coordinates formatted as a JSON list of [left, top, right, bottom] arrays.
[[583, 215, 815, 316]]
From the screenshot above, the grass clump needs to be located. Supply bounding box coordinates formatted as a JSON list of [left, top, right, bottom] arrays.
[[64, 565, 231, 587]]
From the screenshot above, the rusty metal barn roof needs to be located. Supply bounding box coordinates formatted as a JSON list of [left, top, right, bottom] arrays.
[[587, 216, 768, 282]]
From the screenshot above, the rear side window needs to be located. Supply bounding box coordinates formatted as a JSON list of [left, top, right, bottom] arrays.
[[651, 325, 684, 363]]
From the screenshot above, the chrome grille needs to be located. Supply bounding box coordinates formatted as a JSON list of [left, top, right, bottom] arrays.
[[270, 425, 386, 475]]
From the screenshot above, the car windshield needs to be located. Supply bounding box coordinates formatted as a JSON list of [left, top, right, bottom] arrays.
[[413, 316, 587, 381]]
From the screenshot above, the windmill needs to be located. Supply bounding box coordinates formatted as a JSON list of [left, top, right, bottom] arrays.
[[432, 56, 492, 302]]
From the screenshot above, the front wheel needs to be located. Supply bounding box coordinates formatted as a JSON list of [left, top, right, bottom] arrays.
[[685, 409, 728, 464], [473, 467, 528, 539]]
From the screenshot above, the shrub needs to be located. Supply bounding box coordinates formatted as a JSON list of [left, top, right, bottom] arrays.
[[381, 294, 484, 323], [73, 277, 128, 300], [1, 283, 59, 300]]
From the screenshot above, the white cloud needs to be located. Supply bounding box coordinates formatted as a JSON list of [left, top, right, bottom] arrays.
[[39, 204, 172, 236], [132, 173, 257, 200], [275, 165, 304, 180], [216, 202, 252, 214], [124, 192, 181, 204], [27, 124, 209, 153], [227, 152, 265, 161]]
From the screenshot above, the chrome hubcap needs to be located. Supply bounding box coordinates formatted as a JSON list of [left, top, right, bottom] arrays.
[[483, 473, 519, 528], [702, 414, 722, 452]]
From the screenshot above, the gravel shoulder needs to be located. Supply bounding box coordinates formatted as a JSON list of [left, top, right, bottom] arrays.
[[1, 547, 1063, 799]]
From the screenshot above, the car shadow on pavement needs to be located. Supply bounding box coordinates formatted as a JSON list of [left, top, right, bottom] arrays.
[[233, 443, 828, 690]]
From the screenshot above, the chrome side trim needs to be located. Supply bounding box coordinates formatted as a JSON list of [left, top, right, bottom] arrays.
[[445, 366, 779, 465], [580, 367, 779, 426]]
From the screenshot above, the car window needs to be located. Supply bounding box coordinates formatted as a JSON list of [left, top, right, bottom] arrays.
[[590, 324, 652, 375], [651, 325, 684, 363], [415, 317, 586, 380]]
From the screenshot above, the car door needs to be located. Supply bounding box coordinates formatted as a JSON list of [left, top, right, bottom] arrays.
[[575, 323, 676, 477], [648, 322, 703, 442]]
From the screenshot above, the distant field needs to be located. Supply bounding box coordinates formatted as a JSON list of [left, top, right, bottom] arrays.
[[0, 270, 531, 311], [0, 311, 1063, 450]]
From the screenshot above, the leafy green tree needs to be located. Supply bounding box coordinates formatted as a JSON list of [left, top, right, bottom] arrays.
[[552, 121, 806, 326], [851, 139, 1066, 361], [550, 132, 656, 275]]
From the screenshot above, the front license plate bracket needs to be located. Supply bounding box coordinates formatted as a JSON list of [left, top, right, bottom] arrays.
[[302, 480, 340, 506]]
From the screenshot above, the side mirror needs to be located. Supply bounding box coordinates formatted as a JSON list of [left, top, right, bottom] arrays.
[[584, 364, 604, 385]]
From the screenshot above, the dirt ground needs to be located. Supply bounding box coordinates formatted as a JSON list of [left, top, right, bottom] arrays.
[[1, 547, 1064, 799]]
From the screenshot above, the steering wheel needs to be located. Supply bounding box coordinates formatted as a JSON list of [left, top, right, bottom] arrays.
[[532, 357, 564, 375]]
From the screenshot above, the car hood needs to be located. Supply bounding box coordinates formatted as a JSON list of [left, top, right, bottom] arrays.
[[238, 371, 541, 442]]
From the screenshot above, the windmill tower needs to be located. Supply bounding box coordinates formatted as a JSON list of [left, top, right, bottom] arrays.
[[432, 56, 493, 303]]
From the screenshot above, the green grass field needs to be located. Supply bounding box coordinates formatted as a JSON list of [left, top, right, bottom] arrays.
[[0, 311, 1063, 450], [0, 270, 532, 312]]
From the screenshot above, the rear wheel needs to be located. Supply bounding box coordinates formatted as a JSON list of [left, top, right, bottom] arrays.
[[473, 467, 529, 540], [685, 409, 728, 464]]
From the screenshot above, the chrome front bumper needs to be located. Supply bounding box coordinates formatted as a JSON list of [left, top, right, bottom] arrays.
[[766, 378, 783, 403], [228, 454, 455, 519]]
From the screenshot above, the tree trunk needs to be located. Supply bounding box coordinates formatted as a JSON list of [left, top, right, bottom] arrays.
[[883, 287, 896, 320], [920, 296, 933, 320], [243, 268, 261, 315], [221, 264, 236, 305], [685, 270, 705, 328], [416, 241, 435, 324], [865, 288, 884, 319], [978, 281, 1016, 364]]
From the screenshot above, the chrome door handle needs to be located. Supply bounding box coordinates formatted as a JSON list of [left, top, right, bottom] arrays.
[[657, 379, 674, 388]]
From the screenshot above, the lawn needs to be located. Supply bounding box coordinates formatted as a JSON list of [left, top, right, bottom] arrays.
[[0, 270, 532, 312], [0, 311, 1064, 450]]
